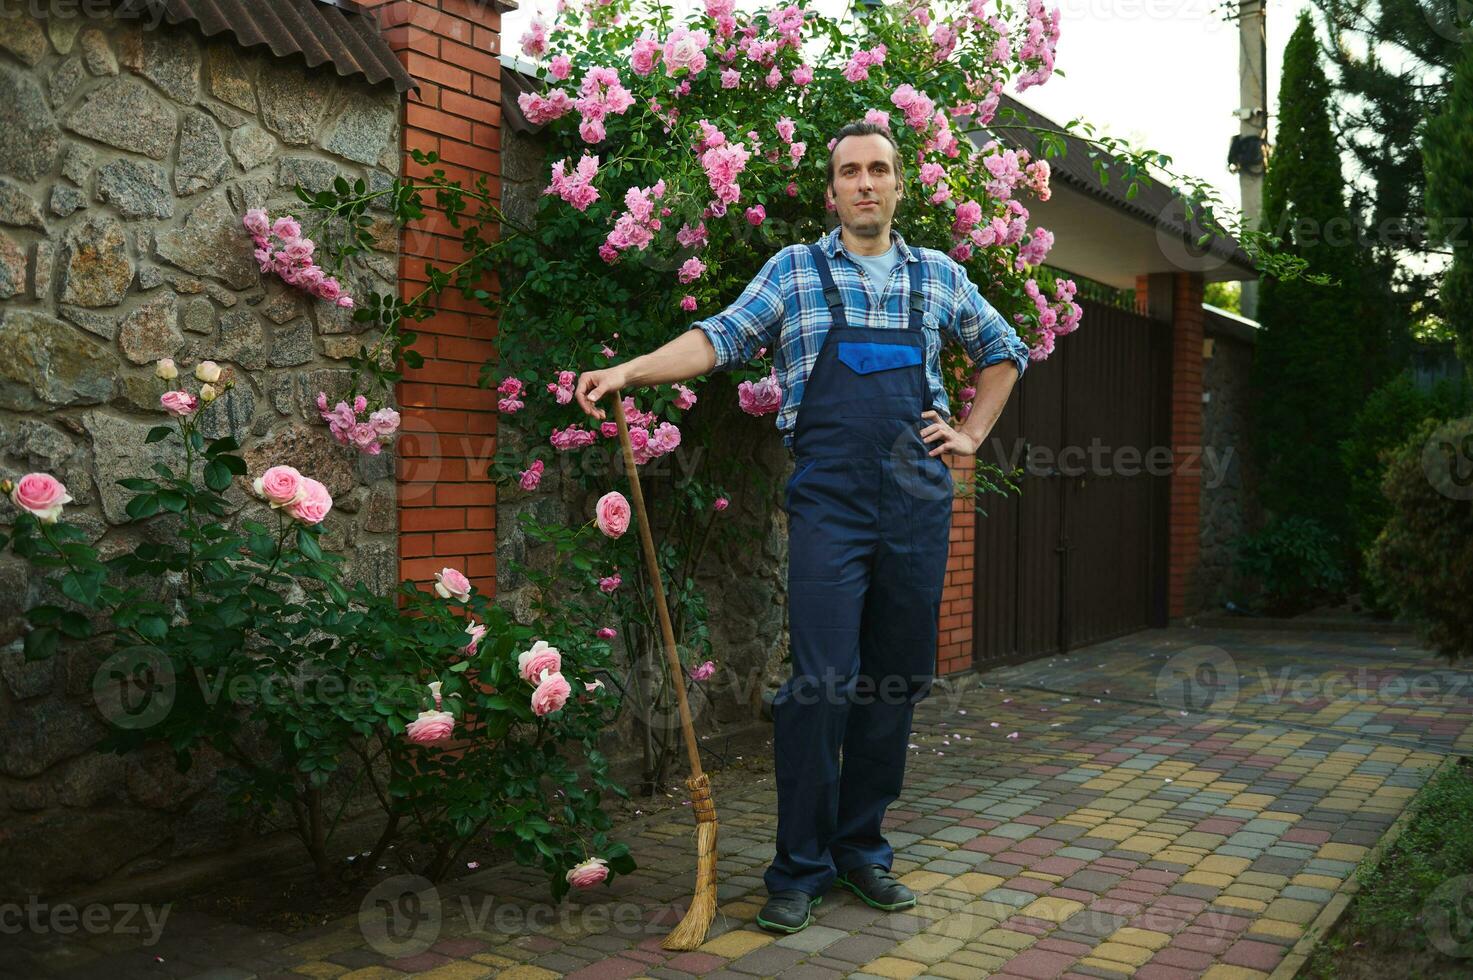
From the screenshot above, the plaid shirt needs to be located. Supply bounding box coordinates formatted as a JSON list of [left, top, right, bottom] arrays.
[[689, 225, 1030, 447]]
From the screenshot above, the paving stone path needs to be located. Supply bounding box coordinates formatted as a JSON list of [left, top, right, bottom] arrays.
[[14, 626, 1466, 980]]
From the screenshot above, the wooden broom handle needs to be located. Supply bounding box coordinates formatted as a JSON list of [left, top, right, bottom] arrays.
[[610, 391, 705, 781]]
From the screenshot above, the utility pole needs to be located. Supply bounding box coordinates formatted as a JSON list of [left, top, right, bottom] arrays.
[[1230, 0, 1269, 319]]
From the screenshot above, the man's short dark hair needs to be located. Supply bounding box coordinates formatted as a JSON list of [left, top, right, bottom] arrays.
[[826, 121, 904, 189]]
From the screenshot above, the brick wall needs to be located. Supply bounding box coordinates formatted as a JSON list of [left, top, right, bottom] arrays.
[[937, 454, 976, 676], [1136, 272, 1207, 619], [361, 0, 505, 595]]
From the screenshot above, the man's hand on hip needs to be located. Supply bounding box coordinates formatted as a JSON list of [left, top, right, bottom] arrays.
[[920, 410, 977, 458]]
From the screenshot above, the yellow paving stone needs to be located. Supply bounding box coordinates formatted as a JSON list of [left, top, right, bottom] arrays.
[[950, 872, 1008, 895], [1199, 855, 1252, 875], [338, 969, 407, 980], [1079, 955, 1140, 975], [1020, 897, 1084, 925], [1215, 895, 1268, 914], [1107, 928, 1171, 951], [699, 930, 774, 958], [952, 949, 1010, 971], [1266, 897, 1321, 924], [1291, 873, 1341, 891], [417, 963, 495, 980], [1183, 871, 1236, 888], [895, 935, 965, 964], [1228, 793, 1276, 809], [293, 964, 349, 979], [930, 963, 989, 980], [899, 870, 953, 892], [861, 956, 928, 979], [285, 933, 366, 959], [468, 953, 518, 968], [1201, 965, 1270, 980], [1020, 869, 1065, 884], [1156, 847, 1210, 866], [1259, 811, 1300, 823], [1318, 843, 1369, 862], [1249, 918, 1304, 942], [719, 901, 761, 920], [1120, 835, 1171, 854], [1090, 942, 1154, 966], [1090, 823, 1140, 842], [491, 968, 561, 980], [978, 928, 1035, 952], [1224, 883, 1279, 903]]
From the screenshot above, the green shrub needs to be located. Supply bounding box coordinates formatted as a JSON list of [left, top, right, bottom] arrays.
[[1340, 372, 1471, 613], [1232, 516, 1347, 615], [1367, 416, 1473, 660]]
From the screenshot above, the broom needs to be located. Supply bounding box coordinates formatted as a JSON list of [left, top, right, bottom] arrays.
[[610, 389, 719, 951]]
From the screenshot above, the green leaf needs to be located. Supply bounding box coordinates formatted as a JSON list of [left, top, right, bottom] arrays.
[[203, 460, 232, 492], [117, 478, 157, 492], [125, 495, 161, 520], [144, 426, 174, 444], [136, 615, 168, 641], [297, 527, 324, 560], [24, 627, 58, 662]]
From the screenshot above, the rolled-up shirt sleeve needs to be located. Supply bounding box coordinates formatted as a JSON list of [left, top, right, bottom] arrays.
[[688, 248, 788, 372], [946, 257, 1030, 379]]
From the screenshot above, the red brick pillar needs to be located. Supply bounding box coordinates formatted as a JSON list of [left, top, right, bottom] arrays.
[[1138, 272, 1206, 618], [360, 0, 505, 596], [938, 455, 976, 676]]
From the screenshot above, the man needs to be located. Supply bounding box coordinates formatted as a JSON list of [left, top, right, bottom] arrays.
[[574, 121, 1029, 933]]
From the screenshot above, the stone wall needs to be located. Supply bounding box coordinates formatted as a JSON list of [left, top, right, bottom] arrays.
[[0, 9, 403, 897], [1198, 324, 1262, 609]]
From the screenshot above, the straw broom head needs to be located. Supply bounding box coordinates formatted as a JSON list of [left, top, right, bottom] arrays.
[[660, 772, 719, 950]]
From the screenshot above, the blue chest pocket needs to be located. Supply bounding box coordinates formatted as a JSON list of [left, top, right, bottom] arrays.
[[836, 342, 922, 374]]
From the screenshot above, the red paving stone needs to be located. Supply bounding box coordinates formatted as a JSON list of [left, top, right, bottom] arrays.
[[666, 951, 729, 974], [1223, 938, 1288, 972], [1003, 948, 1078, 979], [1151, 947, 1216, 971]]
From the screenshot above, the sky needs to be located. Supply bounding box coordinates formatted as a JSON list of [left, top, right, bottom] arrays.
[[500, 0, 1319, 218]]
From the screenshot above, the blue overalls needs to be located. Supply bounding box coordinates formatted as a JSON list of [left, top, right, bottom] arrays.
[[763, 242, 954, 897]]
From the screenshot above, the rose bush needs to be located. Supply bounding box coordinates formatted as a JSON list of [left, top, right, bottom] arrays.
[[0, 360, 632, 899]]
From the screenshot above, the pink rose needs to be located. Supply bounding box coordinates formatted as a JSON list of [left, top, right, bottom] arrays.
[[195, 360, 222, 384], [252, 465, 305, 508], [243, 208, 271, 239], [714, 497, 729, 511], [160, 390, 199, 417], [585, 678, 606, 692], [595, 491, 631, 538], [463, 621, 487, 655], [596, 627, 617, 639], [405, 709, 456, 744], [518, 640, 562, 684], [531, 669, 573, 716], [434, 567, 472, 602], [599, 573, 621, 593], [689, 660, 716, 681], [10, 473, 72, 524], [565, 856, 610, 888], [286, 477, 333, 525]]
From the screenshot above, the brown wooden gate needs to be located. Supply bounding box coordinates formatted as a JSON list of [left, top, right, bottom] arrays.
[[973, 297, 1173, 666]]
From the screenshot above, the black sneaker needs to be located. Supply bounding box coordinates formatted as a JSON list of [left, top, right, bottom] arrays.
[[836, 865, 917, 910], [756, 889, 822, 933]]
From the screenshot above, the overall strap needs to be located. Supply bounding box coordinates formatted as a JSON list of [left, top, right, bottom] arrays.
[[807, 243, 848, 330], [906, 256, 925, 331]]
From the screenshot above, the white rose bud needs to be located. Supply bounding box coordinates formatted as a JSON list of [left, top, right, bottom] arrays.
[[195, 360, 222, 383], [155, 358, 178, 380], [199, 383, 218, 403]]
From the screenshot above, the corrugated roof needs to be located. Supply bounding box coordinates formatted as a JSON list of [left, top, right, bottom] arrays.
[[116, 0, 416, 92], [978, 94, 1256, 273], [500, 59, 1254, 274]]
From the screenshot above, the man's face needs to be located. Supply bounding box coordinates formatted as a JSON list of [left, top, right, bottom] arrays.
[[825, 133, 902, 239]]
